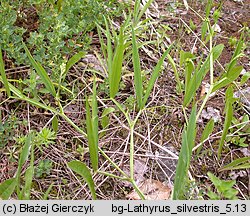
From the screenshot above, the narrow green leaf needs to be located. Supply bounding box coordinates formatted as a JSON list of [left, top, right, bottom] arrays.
[[21, 165, 34, 200], [17, 134, 33, 199], [18, 133, 32, 169], [173, 105, 196, 199], [91, 78, 98, 171], [219, 157, 250, 172], [136, 0, 154, 25], [201, 21, 208, 41], [201, 119, 215, 143], [104, 16, 113, 79], [180, 50, 194, 66], [205, 0, 213, 17], [227, 36, 244, 73], [111, 98, 131, 125], [132, 27, 143, 109], [240, 72, 250, 86], [101, 116, 109, 131], [109, 27, 125, 98], [23, 43, 56, 97], [196, 119, 214, 156], [101, 107, 115, 118], [101, 107, 115, 129], [212, 65, 243, 92], [185, 60, 195, 93], [43, 183, 54, 200], [0, 47, 11, 97], [183, 44, 224, 107], [142, 44, 174, 108], [218, 86, 234, 159], [86, 92, 98, 171], [179, 51, 195, 93], [52, 116, 59, 133], [223, 164, 250, 170], [96, 23, 107, 64], [186, 105, 197, 150], [16, 133, 32, 197], [133, 0, 141, 23], [0, 76, 58, 113], [68, 161, 96, 200], [0, 178, 17, 200], [167, 54, 182, 94], [64, 51, 85, 78]]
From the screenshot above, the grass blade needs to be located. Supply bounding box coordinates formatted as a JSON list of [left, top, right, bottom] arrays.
[[43, 183, 54, 200], [18, 133, 32, 169], [64, 51, 85, 79], [91, 78, 98, 171], [20, 143, 35, 200], [21, 165, 34, 200], [133, 0, 140, 23], [16, 133, 32, 197], [183, 44, 224, 107], [212, 65, 243, 92], [0, 47, 11, 97], [0, 178, 17, 200], [227, 35, 244, 73], [135, 0, 154, 25], [132, 27, 143, 109], [23, 43, 56, 97], [218, 86, 234, 159], [196, 119, 214, 156], [142, 44, 174, 108], [111, 98, 131, 125], [200, 118, 214, 142], [173, 105, 196, 199], [101, 107, 115, 131], [85, 79, 98, 171], [68, 161, 96, 200], [167, 53, 182, 94], [104, 16, 113, 79], [219, 157, 250, 172], [52, 116, 59, 133], [109, 26, 125, 98]]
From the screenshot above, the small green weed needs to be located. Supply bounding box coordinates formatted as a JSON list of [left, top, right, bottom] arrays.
[[226, 114, 250, 148], [35, 159, 53, 178], [0, 113, 26, 148], [207, 172, 238, 200]]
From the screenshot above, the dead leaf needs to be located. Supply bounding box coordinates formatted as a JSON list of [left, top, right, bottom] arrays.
[[126, 179, 171, 200]]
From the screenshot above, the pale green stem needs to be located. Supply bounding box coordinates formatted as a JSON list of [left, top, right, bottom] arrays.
[[209, 27, 214, 84], [130, 126, 134, 179], [59, 112, 87, 137], [129, 109, 142, 179], [196, 86, 213, 121], [98, 148, 129, 178], [197, 26, 214, 121], [97, 171, 130, 181], [131, 180, 145, 200]]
